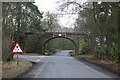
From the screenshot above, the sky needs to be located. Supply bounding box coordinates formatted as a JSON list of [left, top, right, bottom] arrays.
[[34, 0, 59, 13], [34, 0, 116, 28], [34, 0, 79, 28]]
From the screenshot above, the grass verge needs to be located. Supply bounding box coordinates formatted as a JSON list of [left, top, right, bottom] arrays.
[[74, 54, 94, 58], [74, 54, 120, 76], [85, 57, 120, 76], [2, 59, 32, 78]]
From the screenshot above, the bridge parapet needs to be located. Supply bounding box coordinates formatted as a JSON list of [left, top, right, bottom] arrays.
[[45, 32, 89, 38]]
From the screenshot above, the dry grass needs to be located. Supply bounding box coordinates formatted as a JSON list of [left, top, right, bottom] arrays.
[[2, 59, 32, 78], [86, 57, 120, 75], [75, 54, 120, 75], [75, 54, 94, 58]]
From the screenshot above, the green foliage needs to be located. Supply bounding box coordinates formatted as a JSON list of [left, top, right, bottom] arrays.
[[74, 2, 119, 63], [79, 38, 86, 51], [24, 35, 37, 53], [45, 38, 75, 51], [2, 2, 45, 61]]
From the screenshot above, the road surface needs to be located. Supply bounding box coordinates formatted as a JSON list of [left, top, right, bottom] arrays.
[[14, 50, 119, 78]]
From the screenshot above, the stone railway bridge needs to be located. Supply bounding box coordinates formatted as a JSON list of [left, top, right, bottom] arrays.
[[42, 32, 89, 54], [23, 32, 90, 54]]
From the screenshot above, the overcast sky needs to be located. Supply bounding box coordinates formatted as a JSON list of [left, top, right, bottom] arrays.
[[34, 0, 79, 28], [34, 0, 59, 13]]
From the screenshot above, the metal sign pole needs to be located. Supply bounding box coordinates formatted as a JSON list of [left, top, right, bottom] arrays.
[[17, 54, 19, 65]]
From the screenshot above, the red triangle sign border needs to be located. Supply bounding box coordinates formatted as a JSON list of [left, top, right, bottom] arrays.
[[11, 42, 24, 53]]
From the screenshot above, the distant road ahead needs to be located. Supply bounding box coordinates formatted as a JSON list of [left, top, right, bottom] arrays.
[[14, 50, 119, 78]]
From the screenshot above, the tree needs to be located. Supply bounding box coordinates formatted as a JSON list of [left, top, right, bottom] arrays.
[[42, 11, 61, 32], [2, 2, 44, 61], [58, 1, 120, 63]]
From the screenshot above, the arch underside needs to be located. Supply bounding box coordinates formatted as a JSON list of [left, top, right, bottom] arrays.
[[44, 36, 77, 51]]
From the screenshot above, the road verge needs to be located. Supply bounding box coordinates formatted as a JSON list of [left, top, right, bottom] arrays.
[[2, 59, 32, 78], [74, 55, 120, 77]]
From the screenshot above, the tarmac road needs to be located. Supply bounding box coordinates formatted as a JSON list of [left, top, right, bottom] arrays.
[[15, 50, 119, 78]]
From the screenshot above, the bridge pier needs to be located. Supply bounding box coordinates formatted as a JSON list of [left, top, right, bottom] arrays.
[[74, 38, 80, 55]]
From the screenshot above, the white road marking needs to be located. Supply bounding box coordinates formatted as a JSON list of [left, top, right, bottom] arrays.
[[36, 56, 44, 62]]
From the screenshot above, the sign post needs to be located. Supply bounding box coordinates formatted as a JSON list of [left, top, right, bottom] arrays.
[[17, 54, 18, 65], [11, 43, 24, 65]]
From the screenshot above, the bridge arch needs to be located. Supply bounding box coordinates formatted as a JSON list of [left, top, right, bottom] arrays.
[[44, 36, 77, 53]]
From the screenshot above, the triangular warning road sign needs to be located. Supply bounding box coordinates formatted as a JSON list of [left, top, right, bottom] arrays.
[[11, 43, 24, 53]]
